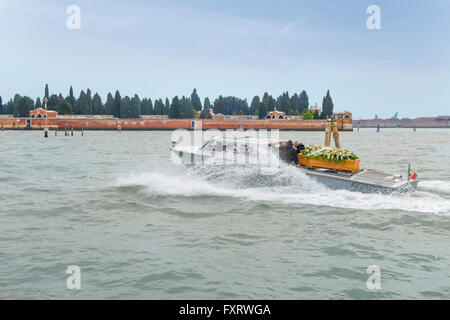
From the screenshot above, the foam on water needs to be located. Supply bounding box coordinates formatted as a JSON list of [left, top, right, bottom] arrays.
[[418, 180, 450, 195], [117, 164, 450, 216]]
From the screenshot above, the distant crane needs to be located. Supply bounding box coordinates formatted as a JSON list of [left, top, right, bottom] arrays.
[[391, 112, 400, 128]]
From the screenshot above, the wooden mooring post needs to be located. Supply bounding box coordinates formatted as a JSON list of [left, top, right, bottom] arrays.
[[377, 123, 380, 132], [325, 117, 341, 148]]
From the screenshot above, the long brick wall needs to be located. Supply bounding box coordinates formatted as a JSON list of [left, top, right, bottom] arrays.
[[356, 118, 449, 128], [0, 117, 353, 131]]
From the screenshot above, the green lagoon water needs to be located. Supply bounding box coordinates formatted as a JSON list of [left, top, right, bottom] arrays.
[[0, 128, 449, 299]]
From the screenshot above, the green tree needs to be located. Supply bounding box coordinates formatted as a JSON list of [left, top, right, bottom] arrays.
[[86, 89, 92, 114], [35, 97, 42, 108], [199, 97, 211, 119], [92, 93, 103, 114], [181, 96, 193, 119], [45, 84, 49, 99], [215, 96, 227, 115], [250, 96, 260, 115], [258, 102, 267, 119], [120, 96, 130, 118], [76, 91, 90, 114], [16, 96, 34, 117], [279, 91, 291, 113], [113, 91, 121, 118], [47, 94, 61, 108], [190, 89, 202, 112], [165, 98, 170, 115], [153, 99, 162, 115], [130, 95, 141, 118], [169, 96, 182, 119], [303, 110, 313, 120], [141, 98, 153, 115], [105, 93, 114, 115], [298, 90, 309, 113], [68, 86, 77, 110], [0, 96, 3, 114], [313, 110, 320, 119], [7, 100, 13, 114], [290, 93, 299, 112], [322, 90, 334, 117], [56, 100, 73, 115]]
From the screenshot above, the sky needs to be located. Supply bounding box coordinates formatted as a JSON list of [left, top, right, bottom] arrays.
[[0, 0, 449, 119]]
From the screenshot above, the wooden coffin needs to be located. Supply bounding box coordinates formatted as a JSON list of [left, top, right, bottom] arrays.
[[299, 154, 360, 173]]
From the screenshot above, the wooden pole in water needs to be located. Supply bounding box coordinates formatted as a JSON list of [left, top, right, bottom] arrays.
[[357, 121, 360, 132], [377, 123, 380, 132], [71, 127, 74, 136], [81, 128, 84, 136], [325, 123, 331, 147], [65, 127, 68, 136], [44, 97, 48, 138], [332, 121, 341, 148]]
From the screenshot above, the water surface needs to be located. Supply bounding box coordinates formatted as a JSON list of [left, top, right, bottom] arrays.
[[0, 128, 449, 299]]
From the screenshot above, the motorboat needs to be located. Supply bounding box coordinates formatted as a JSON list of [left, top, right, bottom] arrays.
[[171, 136, 418, 194]]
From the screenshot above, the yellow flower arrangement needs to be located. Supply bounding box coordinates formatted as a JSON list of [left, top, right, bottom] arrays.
[[302, 145, 358, 162]]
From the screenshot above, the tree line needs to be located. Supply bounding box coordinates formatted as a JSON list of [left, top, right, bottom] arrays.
[[0, 85, 334, 119]]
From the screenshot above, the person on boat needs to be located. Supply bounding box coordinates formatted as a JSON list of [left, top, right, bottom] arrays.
[[294, 141, 305, 154], [286, 140, 299, 165], [279, 142, 287, 161]]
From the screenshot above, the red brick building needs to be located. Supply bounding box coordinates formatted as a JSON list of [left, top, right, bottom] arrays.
[[29, 107, 58, 119]]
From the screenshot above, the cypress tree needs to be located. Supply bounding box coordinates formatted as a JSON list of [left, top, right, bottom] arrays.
[[105, 93, 114, 115], [45, 84, 49, 99], [169, 96, 181, 119], [6, 99, 13, 114], [190, 89, 202, 112], [298, 90, 309, 113], [86, 89, 92, 114], [92, 93, 102, 115], [76, 91, 89, 115], [148, 98, 153, 115], [250, 96, 260, 115], [130, 95, 141, 118], [69, 86, 77, 110], [214, 95, 226, 115], [120, 96, 130, 118], [114, 91, 121, 118], [0, 96, 3, 114], [313, 110, 320, 119], [322, 90, 334, 117], [16, 96, 34, 117], [165, 98, 170, 115], [35, 97, 42, 108], [199, 97, 211, 119], [290, 93, 299, 112], [258, 99, 268, 119]]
